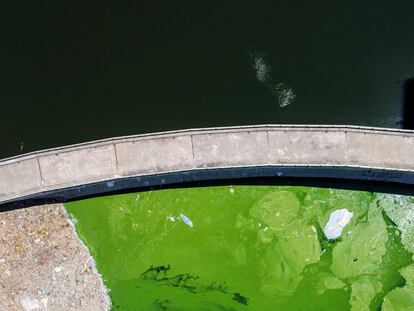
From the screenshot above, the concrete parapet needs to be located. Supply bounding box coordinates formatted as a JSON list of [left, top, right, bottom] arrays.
[[1, 125, 414, 206]]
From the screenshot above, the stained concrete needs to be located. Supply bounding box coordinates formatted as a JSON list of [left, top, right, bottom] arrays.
[[0, 204, 110, 311], [192, 131, 268, 167], [346, 131, 414, 169], [38, 145, 117, 187], [0, 159, 41, 202], [116, 135, 194, 176], [268, 130, 347, 164]]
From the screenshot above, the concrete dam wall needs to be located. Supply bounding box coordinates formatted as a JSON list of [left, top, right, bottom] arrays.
[[1, 125, 414, 208]]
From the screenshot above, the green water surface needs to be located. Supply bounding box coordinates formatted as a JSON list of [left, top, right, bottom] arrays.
[[65, 186, 414, 310]]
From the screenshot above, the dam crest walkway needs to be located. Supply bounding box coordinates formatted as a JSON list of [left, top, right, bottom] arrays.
[[1, 125, 414, 208]]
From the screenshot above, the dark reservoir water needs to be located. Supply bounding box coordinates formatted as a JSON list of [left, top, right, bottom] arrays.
[[2, 1, 414, 158]]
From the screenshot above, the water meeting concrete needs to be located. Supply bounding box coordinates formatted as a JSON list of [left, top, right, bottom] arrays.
[[1, 124, 414, 310], [1, 125, 414, 208]]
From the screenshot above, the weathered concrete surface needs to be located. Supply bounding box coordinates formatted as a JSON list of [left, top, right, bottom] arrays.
[[268, 130, 347, 164], [0, 159, 41, 202], [38, 145, 117, 187], [346, 131, 414, 169], [116, 135, 193, 176], [192, 131, 268, 167], [1, 125, 414, 205], [0, 204, 110, 311]]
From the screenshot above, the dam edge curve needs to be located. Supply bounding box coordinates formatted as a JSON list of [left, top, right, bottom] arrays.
[[2, 124, 414, 208]]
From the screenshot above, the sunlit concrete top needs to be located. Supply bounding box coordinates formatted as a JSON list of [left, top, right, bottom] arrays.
[[1, 125, 414, 206]]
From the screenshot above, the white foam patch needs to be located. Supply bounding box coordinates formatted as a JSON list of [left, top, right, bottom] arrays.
[[324, 209, 353, 240], [272, 82, 296, 108], [248, 48, 295, 108], [253, 53, 270, 83]]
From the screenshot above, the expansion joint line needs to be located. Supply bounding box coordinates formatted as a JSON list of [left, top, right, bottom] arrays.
[[113, 144, 120, 175], [190, 135, 195, 159], [37, 158, 44, 182]]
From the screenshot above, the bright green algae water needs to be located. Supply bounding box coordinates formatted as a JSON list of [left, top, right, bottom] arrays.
[[65, 186, 414, 310]]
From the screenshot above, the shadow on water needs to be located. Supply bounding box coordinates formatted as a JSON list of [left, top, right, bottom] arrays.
[[402, 78, 414, 129], [3, 172, 414, 212]]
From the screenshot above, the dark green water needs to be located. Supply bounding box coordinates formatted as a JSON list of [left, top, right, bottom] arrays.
[[2, 1, 414, 158], [65, 186, 414, 310]]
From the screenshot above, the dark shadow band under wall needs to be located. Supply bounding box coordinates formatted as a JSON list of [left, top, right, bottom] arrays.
[[2, 165, 414, 212], [403, 78, 414, 129]]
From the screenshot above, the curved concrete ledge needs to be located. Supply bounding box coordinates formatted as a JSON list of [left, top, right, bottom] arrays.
[[1, 125, 414, 208]]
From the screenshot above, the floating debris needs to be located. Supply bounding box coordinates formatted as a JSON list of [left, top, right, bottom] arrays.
[[180, 213, 193, 228], [324, 209, 353, 240]]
